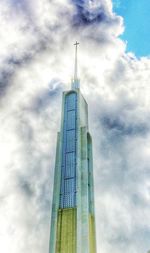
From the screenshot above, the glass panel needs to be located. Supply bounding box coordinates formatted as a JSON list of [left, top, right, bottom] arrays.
[[64, 178, 75, 193], [60, 92, 77, 208], [65, 152, 75, 178], [66, 130, 76, 152], [63, 193, 76, 208], [67, 93, 76, 111], [66, 110, 76, 130]]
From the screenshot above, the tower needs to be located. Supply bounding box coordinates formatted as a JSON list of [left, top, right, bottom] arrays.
[[49, 43, 96, 253]]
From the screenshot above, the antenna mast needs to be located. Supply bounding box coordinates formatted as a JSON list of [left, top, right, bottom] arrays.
[[74, 41, 79, 80], [72, 41, 80, 89]]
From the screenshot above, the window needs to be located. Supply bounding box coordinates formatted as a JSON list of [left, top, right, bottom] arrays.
[[66, 130, 76, 152], [66, 110, 76, 130], [60, 92, 77, 208], [65, 152, 75, 178]]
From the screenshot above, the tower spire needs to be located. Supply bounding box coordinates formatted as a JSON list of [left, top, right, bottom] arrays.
[[72, 41, 80, 89], [49, 42, 97, 253], [74, 41, 79, 80]]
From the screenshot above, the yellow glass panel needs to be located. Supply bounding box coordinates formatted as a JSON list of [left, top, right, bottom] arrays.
[[56, 208, 76, 253], [89, 214, 96, 253]]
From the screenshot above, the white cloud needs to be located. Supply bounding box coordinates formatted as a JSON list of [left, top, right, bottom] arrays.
[[0, 0, 150, 253]]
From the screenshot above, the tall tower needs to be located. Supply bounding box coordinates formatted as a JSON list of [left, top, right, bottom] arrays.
[[49, 43, 96, 253]]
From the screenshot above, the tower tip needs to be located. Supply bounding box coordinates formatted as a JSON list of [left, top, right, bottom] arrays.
[[72, 41, 80, 89]]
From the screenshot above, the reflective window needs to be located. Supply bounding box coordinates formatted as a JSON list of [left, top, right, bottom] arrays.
[[66, 110, 76, 130], [65, 178, 75, 192], [67, 93, 76, 110], [66, 130, 76, 152], [59, 92, 77, 208], [65, 152, 75, 178]]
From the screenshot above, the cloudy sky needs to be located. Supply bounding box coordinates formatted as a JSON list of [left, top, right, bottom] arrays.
[[0, 0, 150, 253]]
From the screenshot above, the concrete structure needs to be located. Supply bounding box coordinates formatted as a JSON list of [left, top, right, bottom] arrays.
[[49, 42, 96, 253]]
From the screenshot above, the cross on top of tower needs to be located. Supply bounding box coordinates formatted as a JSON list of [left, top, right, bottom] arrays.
[[74, 41, 79, 47]]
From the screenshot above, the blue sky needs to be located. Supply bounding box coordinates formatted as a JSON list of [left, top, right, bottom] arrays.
[[113, 0, 150, 57]]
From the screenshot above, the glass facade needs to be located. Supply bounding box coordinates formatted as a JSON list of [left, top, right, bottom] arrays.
[[59, 92, 77, 208], [49, 87, 96, 253]]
